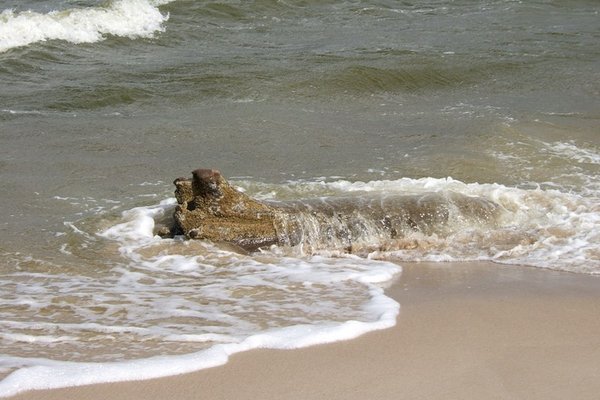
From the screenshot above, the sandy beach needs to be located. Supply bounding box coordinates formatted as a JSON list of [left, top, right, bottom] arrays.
[[10, 261, 600, 400]]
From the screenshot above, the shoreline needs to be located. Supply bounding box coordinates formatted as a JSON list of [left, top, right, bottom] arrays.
[[11, 261, 600, 400]]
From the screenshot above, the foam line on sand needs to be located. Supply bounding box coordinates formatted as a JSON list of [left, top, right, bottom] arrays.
[[12, 261, 600, 400]]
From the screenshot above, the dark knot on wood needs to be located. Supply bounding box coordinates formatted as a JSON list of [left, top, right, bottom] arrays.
[[192, 168, 223, 199]]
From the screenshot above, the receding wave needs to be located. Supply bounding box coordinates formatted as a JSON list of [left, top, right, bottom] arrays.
[[0, 197, 400, 396], [0, 0, 175, 53]]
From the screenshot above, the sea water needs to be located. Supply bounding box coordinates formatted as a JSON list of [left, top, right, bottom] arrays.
[[1, 0, 599, 396]]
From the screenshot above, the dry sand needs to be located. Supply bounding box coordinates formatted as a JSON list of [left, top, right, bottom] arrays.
[[11, 261, 600, 400]]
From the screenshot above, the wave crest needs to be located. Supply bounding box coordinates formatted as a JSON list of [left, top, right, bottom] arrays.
[[0, 0, 174, 53]]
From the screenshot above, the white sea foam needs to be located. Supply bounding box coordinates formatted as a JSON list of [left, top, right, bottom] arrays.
[[1, 168, 599, 396], [543, 141, 600, 165], [0, 198, 400, 397], [0, 0, 175, 53], [0, 333, 77, 344], [1, 109, 45, 115], [0, 306, 397, 397], [242, 175, 600, 274], [358, 180, 597, 272]]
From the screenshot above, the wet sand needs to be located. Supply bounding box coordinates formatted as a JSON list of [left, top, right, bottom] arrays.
[[12, 261, 600, 400]]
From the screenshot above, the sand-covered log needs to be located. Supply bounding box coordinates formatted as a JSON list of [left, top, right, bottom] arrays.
[[166, 169, 502, 252]]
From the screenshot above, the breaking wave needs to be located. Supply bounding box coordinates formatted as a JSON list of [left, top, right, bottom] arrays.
[[242, 176, 600, 274], [0, 0, 175, 53]]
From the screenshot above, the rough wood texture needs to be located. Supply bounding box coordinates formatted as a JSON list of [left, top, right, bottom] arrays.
[[167, 169, 501, 252]]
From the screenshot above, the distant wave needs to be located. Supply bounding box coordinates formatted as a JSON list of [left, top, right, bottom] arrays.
[[0, 0, 175, 53], [291, 62, 524, 95]]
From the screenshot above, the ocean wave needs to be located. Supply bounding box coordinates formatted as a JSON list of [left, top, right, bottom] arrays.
[[235, 176, 600, 274], [288, 61, 525, 96], [0, 0, 175, 53]]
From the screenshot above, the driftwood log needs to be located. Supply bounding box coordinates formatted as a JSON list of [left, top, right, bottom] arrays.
[[161, 168, 501, 252]]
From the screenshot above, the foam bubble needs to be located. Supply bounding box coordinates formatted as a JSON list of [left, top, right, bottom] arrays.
[[0, 0, 175, 53]]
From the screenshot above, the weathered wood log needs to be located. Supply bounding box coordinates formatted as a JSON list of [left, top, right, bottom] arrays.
[[164, 168, 501, 253], [171, 169, 283, 249]]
